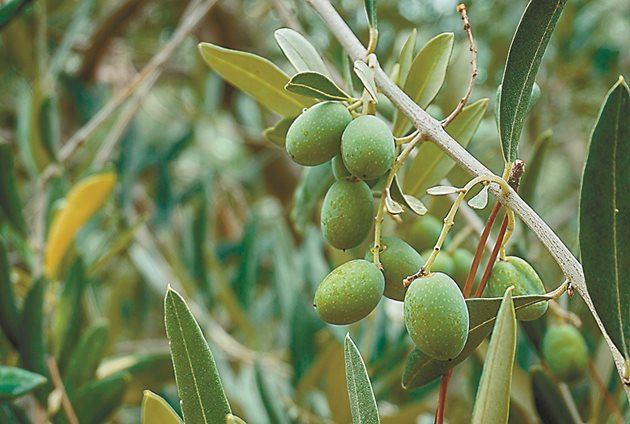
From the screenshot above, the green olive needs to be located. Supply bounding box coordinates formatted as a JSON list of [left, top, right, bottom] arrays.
[[314, 259, 385, 325], [341, 115, 395, 180], [486, 256, 548, 321], [421, 249, 455, 276], [321, 179, 373, 250], [331, 155, 351, 180], [542, 325, 588, 382], [405, 215, 444, 253], [366, 236, 424, 301], [404, 273, 469, 360], [286, 102, 352, 166]]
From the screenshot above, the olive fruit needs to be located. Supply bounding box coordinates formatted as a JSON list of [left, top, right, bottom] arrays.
[[321, 179, 373, 250], [452, 249, 476, 288], [314, 259, 385, 325], [366, 236, 424, 301], [286, 102, 352, 166], [331, 155, 351, 180], [485, 256, 548, 321], [341, 115, 395, 180], [542, 325, 588, 382], [421, 249, 455, 276], [404, 273, 469, 360], [405, 215, 444, 253]]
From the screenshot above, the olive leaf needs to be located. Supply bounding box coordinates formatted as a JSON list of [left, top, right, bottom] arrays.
[[520, 129, 553, 205], [226, 414, 248, 424], [467, 185, 489, 209], [499, 0, 567, 163], [286, 71, 352, 101], [426, 185, 459, 196], [0, 367, 46, 401], [165, 287, 231, 423], [291, 162, 335, 235], [142, 390, 183, 424], [402, 291, 556, 389], [404, 99, 488, 197], [530, 366, 581, 424], [0, 140, 26, 235], [254, 360, 290, 424], [364, 0, 377, 28], [390, 176, 427, 215], [579, 77, 630, 360], [385, 193, 404, 215], [397, 29, 416, 86], [72, 372, 130, 423], [353, 60, 378, 102], [198, 42, 314, 117], [263, 116, 295, 148], [471, 287, 517, 424], [0, 238, 20, 347], [274, 28, 329, 76], [344, 334, 380, 424], [392, 32, 454, 136]]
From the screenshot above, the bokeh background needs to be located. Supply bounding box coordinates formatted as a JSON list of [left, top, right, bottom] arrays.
[[0, 0, 629, 422]]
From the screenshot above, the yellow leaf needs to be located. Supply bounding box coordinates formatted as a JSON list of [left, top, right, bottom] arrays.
[[44, 172, 116, 279], [142, 390, 183, 424]]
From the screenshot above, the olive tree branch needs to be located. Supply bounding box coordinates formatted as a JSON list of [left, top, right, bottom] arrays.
[[305, 0, 630, 401]]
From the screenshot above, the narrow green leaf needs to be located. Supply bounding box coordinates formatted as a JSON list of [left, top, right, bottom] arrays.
[[499, 0, 567, 163], [519, 129, 553, 205], [0, 0, 33, 30], [0, 237, 20, 347], [397, 29, 416, 86], [392, 33, 454, 136], [404, 98, 488, 196], [402, 292, 554, 389], [530, 366, 581, 424], [38, 95, 60, 161], [344, 334, 380, 424], [286, 71, 351, 101], [274, 28, 329, 76], [254, 360, 290, 424], [0, 366, 46, 401], [290, 163, 335, 235], [0, 141, 27, 235], [471, 287, 517, 424], [364, 0, 377, 28], [263, 117, 296, 148], [142, 390, 183, 424], [164, 287, 231, 423], [64, 320, 109, 392], [72, 372, 130, 424], [198, 42, 314, 117], [353, 61, 378, 102], [52, 259, 86, 364], [579, 77, 630, 360]]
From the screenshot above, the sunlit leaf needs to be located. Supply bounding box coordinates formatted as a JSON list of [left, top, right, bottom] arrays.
[[467, 186, 489, 209], [198, 42, 314, 117], [142, 390, 183, 424], [404, 99, 488, 196], [0, 367, 46, 401], [286, 71, 352, 101], [274, 28, 329, 76], [471, 287, 517, 424], [44, 172, 117, 279], [344, 334, 380, 424], [499, 0, 567, 163], [579, 77, 630, 360], [164, 287, 231, 423], [226, 414, 248, 424], [354, 61, 378, 102], [392, 33, 454, 136]]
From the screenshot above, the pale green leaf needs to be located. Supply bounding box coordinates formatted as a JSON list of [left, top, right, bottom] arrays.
[[164, 287, 231, 423], [397, 29, 416, 85], [392, 33, 454, 136], [353, 61, 378, 102], [390, 176, 427, 215], [471, 287, 517, 424], [274, 28, 329, 76], [467, 185, 489, 209], [198, 42, 314, 117], [263, 117, 296, 148], [385, 194, 404, 215], [404, 98, 488, 196], [142, 390, 183, 424], [344, 334, 380, 424], [499, 0, 567, 163], [286, 71, 351, 101], [579, 77, 630, 360], [426, 185, 458, 196]]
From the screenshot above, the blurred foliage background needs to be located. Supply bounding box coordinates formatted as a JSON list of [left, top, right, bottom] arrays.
[[0, 0, 629, 422]]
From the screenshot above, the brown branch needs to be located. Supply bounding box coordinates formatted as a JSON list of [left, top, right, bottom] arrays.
[[434, 369, 454, 424], [474, 213, 508, 298], [441, 3, 477, 127], [47, 357, 79, 424]]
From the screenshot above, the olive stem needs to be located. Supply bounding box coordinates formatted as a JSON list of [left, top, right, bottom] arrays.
[[371, 132, 424, 267], [346, 100, 363, 112], [366, 27, 378, 55], [394, 129, 420, 145]]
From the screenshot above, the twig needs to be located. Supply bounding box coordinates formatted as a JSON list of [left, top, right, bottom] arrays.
[[434, 369, 453, 424], [441, 3, 477, 127], [47, 357, 79, 424], [304, 0, 630, 401], [474, 213, 508, 298]]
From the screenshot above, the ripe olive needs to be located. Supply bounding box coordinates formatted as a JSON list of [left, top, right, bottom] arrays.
[[286, 102, 352, 166], [366, 236, 424, 301], [314, 259, 385, 325], [486, 256, 548, 321], [421, 249, 455, 276], [341, 115, 395, 180], [404, 273, 469, 360], [331, 155, 351, 180], [321, 179, 373, 250], [405, 215, 444, 253], [542, 325, 588, 382]]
